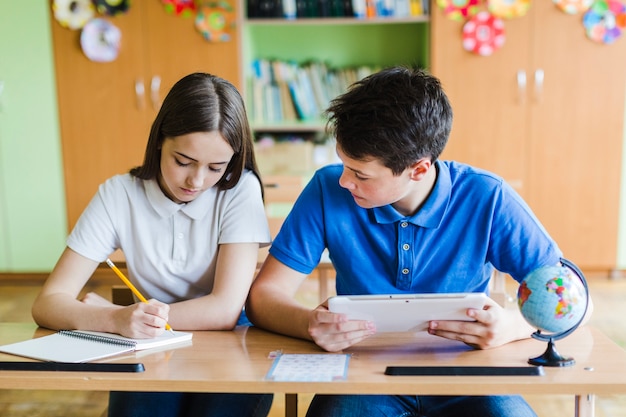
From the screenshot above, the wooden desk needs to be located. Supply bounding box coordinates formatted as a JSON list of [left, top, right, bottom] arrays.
[[1, 323, 625, 417]]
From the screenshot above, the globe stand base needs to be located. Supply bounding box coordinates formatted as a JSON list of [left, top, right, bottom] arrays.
[[528, 339, 575, 367]]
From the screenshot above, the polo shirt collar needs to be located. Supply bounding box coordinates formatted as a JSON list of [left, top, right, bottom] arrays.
[[145, 179, 213, 220], [372, 160, 450, 229]]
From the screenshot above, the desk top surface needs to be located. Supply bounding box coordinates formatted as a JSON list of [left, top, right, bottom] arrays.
[[0, 323, 625, 395]]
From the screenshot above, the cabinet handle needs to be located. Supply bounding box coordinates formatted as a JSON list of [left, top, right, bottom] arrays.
[[534, 69, 544, 103], [516, 70, 526, 105], [150, 75, 161, 110], [135, 79, 145, 110]]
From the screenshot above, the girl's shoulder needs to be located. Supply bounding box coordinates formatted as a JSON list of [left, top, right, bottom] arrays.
[[98, 174, 149, 201]]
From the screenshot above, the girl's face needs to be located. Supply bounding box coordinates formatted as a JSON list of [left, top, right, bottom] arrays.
[[158, 132, 234, 204]]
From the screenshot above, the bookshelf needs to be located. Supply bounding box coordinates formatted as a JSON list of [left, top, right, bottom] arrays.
[[238, 2, 430, 175]]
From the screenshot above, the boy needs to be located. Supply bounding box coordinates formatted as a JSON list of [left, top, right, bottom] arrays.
[[247, 66, 562, 417]]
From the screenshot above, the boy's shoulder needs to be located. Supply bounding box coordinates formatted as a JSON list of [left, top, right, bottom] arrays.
[[441, 160, 504, 186]]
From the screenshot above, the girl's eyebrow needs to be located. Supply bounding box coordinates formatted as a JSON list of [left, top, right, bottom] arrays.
[[174, 151, 229, 165], [174, 151, 198, 162]]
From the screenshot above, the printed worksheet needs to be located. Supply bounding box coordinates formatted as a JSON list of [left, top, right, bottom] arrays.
[[265, 354, 350, 382]]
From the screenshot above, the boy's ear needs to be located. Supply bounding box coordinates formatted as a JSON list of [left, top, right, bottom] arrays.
[[408, 158, 432, 180]]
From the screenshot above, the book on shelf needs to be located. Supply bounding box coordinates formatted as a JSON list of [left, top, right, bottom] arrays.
[[246, 0, 427, 18], [0, 329, 193, 363], [249, 59, 381, 125]]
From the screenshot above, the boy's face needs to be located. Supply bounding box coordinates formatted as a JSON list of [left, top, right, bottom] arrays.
[[337, 147, 434, 216], [337, 148, 413, 209]]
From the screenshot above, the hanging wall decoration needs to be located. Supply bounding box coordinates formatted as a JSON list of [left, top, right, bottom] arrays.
[[80, 17, 122, 62], [93, 0, 131, 15], [488, 0, 531, 18], [53, 0, 236, 64], [582, 0, 626, 43], [195, 1, 236, 42], [162, 0, 197, 16], [437, 0, 481, 21], [553, 0, 593, 14], [52, 0, 95, 30], [462, 11, 506, 56]]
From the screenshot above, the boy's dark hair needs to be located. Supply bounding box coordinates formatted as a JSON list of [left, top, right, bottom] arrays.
[[130, 73, 261, 192], [325, 66, 453, 175]]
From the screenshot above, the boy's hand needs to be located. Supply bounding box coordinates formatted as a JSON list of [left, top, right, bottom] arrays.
[[427, 297, 535, 349], [307, 304, 377, 352]]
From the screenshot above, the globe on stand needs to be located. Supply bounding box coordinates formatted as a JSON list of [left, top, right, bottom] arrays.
[[517, 258, 589, 367]]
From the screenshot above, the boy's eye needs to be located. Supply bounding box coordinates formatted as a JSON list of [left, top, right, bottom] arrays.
[[354, 173, 368, 180]]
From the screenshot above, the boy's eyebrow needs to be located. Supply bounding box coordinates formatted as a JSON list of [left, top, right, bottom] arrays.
[[174, 151, 229, 165], [345, 165, 370, 177]]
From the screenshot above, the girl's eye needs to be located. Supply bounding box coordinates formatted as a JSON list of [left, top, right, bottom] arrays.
[[175, 158, 190, 167], [209, 166, 222, 173]]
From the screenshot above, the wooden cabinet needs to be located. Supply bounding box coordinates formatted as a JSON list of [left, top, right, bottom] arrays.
[[431, 0, 626, 270], [51, 1, 240, 230]]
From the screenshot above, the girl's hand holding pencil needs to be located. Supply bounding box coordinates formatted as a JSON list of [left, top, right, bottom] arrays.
[[106, 258, 174, 332]]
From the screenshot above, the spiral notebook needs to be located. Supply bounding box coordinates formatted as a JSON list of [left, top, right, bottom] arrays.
[[0, 330, 192, 363]]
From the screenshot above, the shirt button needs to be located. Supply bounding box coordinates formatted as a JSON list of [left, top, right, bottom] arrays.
[[402, 243, 410, 250], [402, 268, 409, 275], [177, 233, 184, 239], [401, 222, 408, 228]]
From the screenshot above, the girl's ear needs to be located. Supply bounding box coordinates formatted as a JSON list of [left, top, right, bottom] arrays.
[[408, 158, 432, 181]]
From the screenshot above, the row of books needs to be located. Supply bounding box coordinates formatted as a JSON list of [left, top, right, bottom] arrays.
[[248, 59, 381, 124], [247, 0, 429, 18]]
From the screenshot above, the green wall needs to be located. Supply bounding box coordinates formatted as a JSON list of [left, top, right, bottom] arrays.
[[0, 1, 67, 272], [245, 23, 429, 69]]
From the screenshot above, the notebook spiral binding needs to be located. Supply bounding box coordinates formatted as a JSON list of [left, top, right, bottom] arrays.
[[59, 330, 137, 348]]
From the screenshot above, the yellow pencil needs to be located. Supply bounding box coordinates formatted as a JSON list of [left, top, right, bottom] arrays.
[[105, 258, 173, 332]]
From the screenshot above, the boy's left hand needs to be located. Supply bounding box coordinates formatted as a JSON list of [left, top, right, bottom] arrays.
[[427, 297, 535, 349]]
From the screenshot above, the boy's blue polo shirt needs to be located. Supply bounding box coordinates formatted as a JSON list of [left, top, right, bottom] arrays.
[[269, 161, 562, 296]]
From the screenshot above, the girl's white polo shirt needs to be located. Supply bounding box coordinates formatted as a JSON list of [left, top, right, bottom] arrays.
[[67, 171, 271, 303]]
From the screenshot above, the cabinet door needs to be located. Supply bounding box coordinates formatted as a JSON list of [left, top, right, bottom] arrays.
[[143, 2, 241, 92], [431, 6, 533, 196], [431, 3, 626, 270], [53, 1, 241, 230], [526, 0, 626, 268], [51, 6, 151, 230]]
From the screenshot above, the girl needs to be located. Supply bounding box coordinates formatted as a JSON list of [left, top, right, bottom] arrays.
[[32, 73, 272, 417]]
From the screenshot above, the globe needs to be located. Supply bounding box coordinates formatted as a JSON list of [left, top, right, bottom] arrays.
[[517, 258, 590, 367]]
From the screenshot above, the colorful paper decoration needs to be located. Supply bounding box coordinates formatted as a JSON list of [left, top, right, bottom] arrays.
[[437, 0, 481, 21], [583, 0, 626, 44], [195, 2, 236, 42], [462, 11, 506, 56], [162, 0, 197, 16], [488, 0, 531, 18], [80, 18, 122, 62], [93, 0, 131, 15], [52, 0, 95, 30], [553, 0, 593, 14]]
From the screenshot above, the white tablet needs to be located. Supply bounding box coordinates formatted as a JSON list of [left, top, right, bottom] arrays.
[[328, 292, 488, 333]]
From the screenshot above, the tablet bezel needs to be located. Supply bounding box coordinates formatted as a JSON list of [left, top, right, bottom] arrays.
[[327, 292, 489, 333]]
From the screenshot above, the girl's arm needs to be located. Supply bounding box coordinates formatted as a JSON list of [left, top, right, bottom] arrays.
[[165, 242, 260, 330], [32, 247, 170, 338]]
